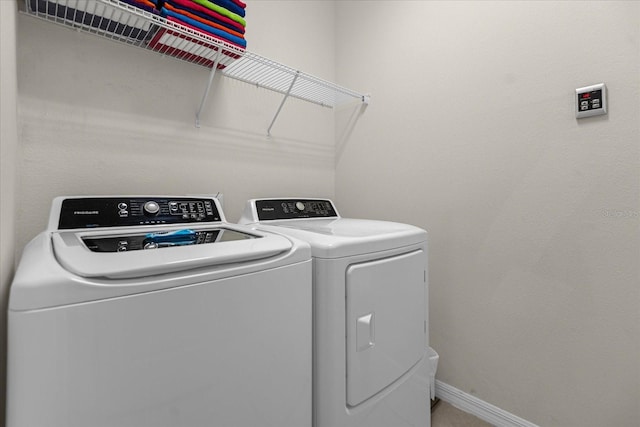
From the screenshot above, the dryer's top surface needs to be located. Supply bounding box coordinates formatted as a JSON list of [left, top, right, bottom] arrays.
[[240, 198, 426, 258], [277, 217, 422, 238], [263, 218, 426, 258]]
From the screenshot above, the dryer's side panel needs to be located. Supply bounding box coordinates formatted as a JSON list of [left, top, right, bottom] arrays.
[[6, 261, 312, 427], [346, 249, 427, 407]]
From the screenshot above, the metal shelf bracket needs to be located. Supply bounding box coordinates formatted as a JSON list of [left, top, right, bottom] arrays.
[[195, 48, 224, 128], [267, 70, 300, 136]]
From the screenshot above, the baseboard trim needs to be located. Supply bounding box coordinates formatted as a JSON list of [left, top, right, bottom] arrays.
[[434, 380, 539, 427]]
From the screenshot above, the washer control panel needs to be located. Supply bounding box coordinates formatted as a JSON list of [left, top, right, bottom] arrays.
[[58, 197, 222, 229], [255, 199, 338, 221]]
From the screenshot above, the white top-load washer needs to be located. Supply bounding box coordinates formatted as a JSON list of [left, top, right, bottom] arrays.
[[239, 198, 432, 427], [7, 196, 312, 427]]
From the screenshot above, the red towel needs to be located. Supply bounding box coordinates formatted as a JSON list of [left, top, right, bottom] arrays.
[[123, 0, 158, 13]]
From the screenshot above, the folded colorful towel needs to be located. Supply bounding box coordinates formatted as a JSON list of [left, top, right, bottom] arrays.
[[164, 2, 245, 38], [208, 0, 245, 18], [165, 12, 246, 48], [165, 0, 245, 34], [168, 0, 245, 32], [191, 0, 246, 27]]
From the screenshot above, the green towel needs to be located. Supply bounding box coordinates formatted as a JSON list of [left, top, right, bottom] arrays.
[[191, 0, 246, 27]]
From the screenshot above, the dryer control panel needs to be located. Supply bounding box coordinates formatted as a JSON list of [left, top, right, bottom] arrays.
[[58, 197, 222, 229], [255, 199, 338, 220]]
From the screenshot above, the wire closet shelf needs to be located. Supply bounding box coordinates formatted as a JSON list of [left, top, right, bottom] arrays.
[[22, 0, 369, 130]]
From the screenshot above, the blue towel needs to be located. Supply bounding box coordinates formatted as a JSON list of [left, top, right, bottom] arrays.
[[163, 8, 247, 48]]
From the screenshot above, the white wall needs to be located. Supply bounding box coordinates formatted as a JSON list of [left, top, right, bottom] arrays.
[[335, 1, 640, 426], [16, 0, 336, 254], [1, 1, 19, 424]]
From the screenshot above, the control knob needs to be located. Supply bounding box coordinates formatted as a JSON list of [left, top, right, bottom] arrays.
[[144, 201, 160, 215], [295, 201, 305, 212]]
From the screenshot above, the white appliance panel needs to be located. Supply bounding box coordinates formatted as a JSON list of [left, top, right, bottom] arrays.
[[7, 262, 312, 427], [346, 250, 426, 406], [313, 252, 430, 427]]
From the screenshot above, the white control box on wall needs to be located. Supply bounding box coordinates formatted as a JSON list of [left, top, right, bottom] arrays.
[[576, 83, 607, 119]]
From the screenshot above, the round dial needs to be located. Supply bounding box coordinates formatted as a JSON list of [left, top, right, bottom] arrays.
[[144, 201, 160, 215], [295, 201, 305, 211]]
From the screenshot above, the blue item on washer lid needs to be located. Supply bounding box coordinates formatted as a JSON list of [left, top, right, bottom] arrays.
[[145, 229, 196, 243]]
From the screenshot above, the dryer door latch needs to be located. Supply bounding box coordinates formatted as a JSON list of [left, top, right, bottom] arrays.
[[356, 313, 375, 352]]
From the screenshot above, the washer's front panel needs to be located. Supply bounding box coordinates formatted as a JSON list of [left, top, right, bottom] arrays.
[[346, 250, 426, 407], [7, 262, 312, 427]]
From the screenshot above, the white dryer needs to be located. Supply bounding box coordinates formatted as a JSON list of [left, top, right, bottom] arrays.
[[239, 198, 432, 427], [7, 196, 312, 427]]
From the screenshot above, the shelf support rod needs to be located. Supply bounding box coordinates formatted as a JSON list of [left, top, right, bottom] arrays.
[[267, 70, 300, 136], [195, 47, 224, 128]]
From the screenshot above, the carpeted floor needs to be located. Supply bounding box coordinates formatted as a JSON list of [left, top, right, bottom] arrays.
[[432, 400, 493, 427]]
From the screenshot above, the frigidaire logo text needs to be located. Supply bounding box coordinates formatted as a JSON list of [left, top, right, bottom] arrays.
[[73, 210, 100, 215]]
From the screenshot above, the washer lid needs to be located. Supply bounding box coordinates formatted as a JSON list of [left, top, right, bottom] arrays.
[[262, 218, 427, 258], [52, 225, 293, 279]]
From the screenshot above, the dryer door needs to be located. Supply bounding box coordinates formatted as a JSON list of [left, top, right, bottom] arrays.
[[346, 249, 426, 407]]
